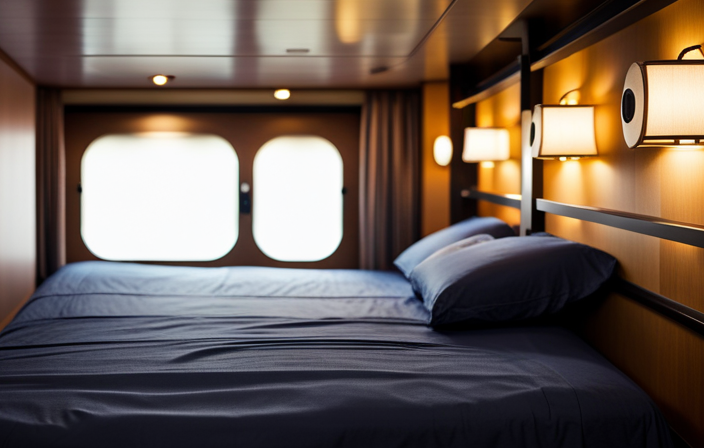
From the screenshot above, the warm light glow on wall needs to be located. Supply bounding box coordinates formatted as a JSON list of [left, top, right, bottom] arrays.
[[462, 128, 510, 162], [559, 89, 581, 105], [621, 61, 704, 148], [531, 105, 598, 159], [433, 135, 452, 166], [335, 0, 362, 43]]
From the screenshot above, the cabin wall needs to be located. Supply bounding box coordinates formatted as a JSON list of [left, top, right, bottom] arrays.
[[421, 82, 451, 236], [0, 53, 36, 328], [540, 0, 704, 443], [475, 82, 521, 228]]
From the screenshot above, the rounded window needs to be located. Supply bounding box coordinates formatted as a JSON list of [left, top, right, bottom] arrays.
[[253, 136, 343, 262], [81, 132, 239, 261]]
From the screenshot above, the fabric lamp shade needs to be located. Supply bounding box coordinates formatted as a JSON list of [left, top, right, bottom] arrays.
[[530, 105, 598, 159], [462, 128, 510, 162], [621, 61, 704, 148]]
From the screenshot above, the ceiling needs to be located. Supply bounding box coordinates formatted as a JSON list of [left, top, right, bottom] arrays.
[[0, 0, 533, 88]]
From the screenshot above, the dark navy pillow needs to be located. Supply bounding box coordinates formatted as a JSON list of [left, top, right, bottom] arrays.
[[394, 217, 515, 278], [409, 236, 616, 327]]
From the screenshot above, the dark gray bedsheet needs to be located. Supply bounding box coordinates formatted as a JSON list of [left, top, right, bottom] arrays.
[[0, 262, 672, 447]]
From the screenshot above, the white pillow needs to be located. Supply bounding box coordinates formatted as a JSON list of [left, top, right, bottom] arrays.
[[419, 234, 494, 265]]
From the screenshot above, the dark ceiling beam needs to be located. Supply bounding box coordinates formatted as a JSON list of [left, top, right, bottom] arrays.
[[452, 0, 677, 108], [532, 0, 677, 70]]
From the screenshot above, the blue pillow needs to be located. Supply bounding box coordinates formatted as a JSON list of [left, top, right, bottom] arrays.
[[409, 236, 616, 327], [394, 217, 515, 278]]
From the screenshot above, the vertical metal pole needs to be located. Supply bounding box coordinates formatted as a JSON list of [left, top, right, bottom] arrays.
[[519, 25, 544, 236], [449, 64, 477, 224]]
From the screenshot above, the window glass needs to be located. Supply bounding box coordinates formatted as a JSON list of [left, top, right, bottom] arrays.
[[253, 136, 343, 261], [81, 132, 238, 261]]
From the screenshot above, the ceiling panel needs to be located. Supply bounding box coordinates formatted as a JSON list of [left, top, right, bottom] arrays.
[[0, 0, 533, 88]]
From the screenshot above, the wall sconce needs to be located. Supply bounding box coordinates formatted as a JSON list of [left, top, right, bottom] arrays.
[[274, 89, 291, 100], [151, 75, 175, 86], [433, 135, 453, 166], [462, 128, 510, 168], [530, 91, 597, 160], [621, 45, 704, 148]]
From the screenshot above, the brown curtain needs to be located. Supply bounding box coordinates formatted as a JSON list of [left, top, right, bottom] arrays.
[[36, 88, 66, 283], [359, 90, 421, 270]]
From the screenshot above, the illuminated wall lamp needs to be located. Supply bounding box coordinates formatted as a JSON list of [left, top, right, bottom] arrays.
[[530, 98, 598, 160], [433, 135, 453, 166], [274, 89, 291, 100], [151, 75, 175, 86], [462, 128, 510, 168], [621, 45, 704, 148]]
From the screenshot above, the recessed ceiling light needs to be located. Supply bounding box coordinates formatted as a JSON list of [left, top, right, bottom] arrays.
[[151, 75, 174, 86], [286, 48, 310, 54], [274, 89, 291, 100]]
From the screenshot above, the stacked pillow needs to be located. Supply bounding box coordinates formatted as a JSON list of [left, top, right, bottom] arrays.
[[393, 217, 515, 278], [395, 221, 616, 327]]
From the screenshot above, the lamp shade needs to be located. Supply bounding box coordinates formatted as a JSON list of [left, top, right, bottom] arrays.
[[462, 128, 510, 162], [621, 61, 704, 148], [530, 104, 598, 159]]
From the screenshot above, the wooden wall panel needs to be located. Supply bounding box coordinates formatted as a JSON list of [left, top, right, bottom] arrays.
[[545, 215, 661, 291], [541, 0, 704, 444], [421, 82, 451, 236], [0, 55, 35, 329], [475, 82, 521, 227], [573, 292, 704, 445]]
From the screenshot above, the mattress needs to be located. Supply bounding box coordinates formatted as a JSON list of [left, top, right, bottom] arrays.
[[0, 261, 672, 447]]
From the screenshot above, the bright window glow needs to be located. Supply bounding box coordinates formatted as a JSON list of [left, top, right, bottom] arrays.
[[253, 136, 343, 261], [81, 133, 238, 261]]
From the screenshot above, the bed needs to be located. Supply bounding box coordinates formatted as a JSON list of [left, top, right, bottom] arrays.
[[0, 222, 674, 447]]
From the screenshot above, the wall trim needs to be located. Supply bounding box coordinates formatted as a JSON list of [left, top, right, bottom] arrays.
[[465, 189, 521, 209], [537, 199, 704, 249], [0, 47, 34, 85], [612, 277, 704, 338], [62, 89, 365, 106]]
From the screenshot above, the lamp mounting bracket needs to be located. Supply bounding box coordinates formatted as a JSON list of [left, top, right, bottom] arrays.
[[677, 44, 704, 60], [558, 88, 581, 105]]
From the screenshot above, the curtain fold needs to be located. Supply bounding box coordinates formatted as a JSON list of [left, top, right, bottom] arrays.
[[359, 90, 421, 270], [36, 88, 66, 283]]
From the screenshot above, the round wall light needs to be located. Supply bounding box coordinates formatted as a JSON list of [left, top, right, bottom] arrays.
[[433, 135, 453, 166], [151, 75, 175, 86], [274, 89, 291, 100]]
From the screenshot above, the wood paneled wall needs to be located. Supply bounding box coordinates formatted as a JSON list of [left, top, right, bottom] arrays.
[[475, 82, 521, 228], [541, 0, 704, 444], [421, 82, 451, 237], [0, 54, 35, 329]]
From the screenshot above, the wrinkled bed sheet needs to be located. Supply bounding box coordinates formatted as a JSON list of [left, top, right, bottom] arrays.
[[0, 261, 672, 448]]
